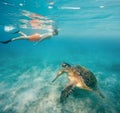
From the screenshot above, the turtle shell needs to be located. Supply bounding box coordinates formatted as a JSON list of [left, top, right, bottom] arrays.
[[73, 65, 97, 89]]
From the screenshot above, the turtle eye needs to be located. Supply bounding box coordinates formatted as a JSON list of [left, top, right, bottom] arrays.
[[61, 62, 71, 68], [62, 63, 67, 68]]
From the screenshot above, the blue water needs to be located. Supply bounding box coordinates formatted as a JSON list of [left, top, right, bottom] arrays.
[[0, 0, 120, 113]]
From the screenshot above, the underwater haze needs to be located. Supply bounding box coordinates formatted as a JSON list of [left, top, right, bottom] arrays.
[[0, 0, 120, 113]]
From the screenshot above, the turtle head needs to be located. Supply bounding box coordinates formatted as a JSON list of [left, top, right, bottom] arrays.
[[52, 62, 71, 82], [61, 62, 71, 70]]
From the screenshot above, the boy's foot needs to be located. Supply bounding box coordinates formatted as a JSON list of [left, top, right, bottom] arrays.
[[0, 39, 12, 44], [12, 30, 20, 34]]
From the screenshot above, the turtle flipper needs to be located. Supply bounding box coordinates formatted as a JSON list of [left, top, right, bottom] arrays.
[[60, 83, 75, 103], [96, 89, 105, 98]]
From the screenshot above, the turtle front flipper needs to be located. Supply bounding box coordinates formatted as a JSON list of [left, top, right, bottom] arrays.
[[52, 69, 64, 82], [95, 89, 105, 98], [60, 82, 75, 103]]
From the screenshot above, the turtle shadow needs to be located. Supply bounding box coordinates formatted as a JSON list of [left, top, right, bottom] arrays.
[[71, 87, 92, 99], [108, 63, 120, 73]]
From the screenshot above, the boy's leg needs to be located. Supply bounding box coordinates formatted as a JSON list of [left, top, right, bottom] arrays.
[[12, 30, 27, 37], [18, 31, 27, 37], [12, 36, 29, 41]]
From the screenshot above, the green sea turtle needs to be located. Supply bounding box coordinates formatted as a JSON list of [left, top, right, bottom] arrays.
[[52, 62, 104, 102]]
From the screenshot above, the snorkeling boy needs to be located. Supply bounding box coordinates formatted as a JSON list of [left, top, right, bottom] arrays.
[[0, 29, 58, 44]]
